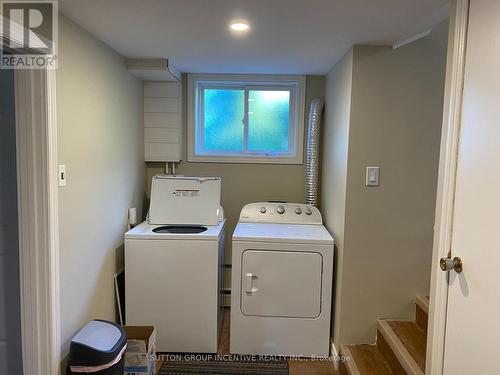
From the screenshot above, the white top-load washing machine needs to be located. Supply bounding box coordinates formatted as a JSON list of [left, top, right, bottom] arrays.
[[125, 176, 225, 353], [231, 202, 334, 357]]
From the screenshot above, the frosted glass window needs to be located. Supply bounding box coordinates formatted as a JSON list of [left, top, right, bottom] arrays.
[[189, 74, 305, 164], [248, 90, 290, 152], [203, 89, 244, 151]]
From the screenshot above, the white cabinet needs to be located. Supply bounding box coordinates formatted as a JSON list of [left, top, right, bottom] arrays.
[[143, 81, 181, 161]]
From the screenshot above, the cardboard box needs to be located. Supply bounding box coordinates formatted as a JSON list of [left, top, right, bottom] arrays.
[[123, 326, 156, 375]]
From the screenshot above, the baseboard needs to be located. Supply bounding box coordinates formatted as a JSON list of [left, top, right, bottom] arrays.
[[331, 339, 340, 370]]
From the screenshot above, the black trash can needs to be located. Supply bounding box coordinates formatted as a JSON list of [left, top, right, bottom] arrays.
[[67, 320, 127, 374]]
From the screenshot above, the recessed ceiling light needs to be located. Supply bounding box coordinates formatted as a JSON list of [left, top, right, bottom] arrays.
[[230, 22, 250, 32]]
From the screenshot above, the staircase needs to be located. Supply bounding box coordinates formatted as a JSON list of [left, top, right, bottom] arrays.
[[340, 295, 429, 375]]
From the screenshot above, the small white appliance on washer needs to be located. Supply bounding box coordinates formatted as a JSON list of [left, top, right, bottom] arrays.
[[125, 176, 225, 353], [231, 202, 334, 356]]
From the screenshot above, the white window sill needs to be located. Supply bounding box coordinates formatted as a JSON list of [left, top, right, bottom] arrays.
[[187, 154, 303, 165]]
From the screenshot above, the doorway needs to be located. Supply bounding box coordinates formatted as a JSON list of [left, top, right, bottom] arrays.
[[0, 69, 23, 373]]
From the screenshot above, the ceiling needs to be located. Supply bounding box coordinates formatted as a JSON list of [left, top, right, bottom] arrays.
[[59, 0, 450, 75]]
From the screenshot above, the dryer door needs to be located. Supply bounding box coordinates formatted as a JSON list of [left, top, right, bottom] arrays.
[[240, 250, 322, 318]]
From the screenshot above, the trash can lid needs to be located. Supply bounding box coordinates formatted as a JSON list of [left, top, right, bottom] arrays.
[[72, 320, 123, 351]]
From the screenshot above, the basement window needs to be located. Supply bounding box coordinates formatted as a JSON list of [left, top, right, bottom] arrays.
[[188, 74, 306, 164]]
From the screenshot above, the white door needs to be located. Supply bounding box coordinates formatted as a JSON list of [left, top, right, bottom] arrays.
[[241, 250, 322, 318], [442, 0, 500, 373], [0, 70, 23, 373]]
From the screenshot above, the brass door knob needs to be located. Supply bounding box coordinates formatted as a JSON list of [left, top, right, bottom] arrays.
[[440, 256, 463, 273]]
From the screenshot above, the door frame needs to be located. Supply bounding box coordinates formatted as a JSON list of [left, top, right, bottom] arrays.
[[14, 68, 60, 375], [426, 0, 469, 374], [1, 15, 60, 374]]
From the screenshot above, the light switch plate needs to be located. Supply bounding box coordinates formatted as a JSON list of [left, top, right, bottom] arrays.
[[58, 165, 67, 187], [366, 166, 380, 186]]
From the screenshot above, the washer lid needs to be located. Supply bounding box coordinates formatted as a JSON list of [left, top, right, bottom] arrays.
[[149, 175, 221, 225], [125, 219, 225, 240], [233, 223, 333, 245]]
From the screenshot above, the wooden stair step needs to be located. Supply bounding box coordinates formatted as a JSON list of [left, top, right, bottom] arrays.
[[377, 320, 426, 375], [415, 295, 429, 333], [340, 344, 395, 375]]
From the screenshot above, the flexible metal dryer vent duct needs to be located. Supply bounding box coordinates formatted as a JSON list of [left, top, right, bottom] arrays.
[[305, 98, 324, 207]]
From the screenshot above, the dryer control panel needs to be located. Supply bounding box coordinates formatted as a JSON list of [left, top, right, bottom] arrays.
[[239, 202, 323, 225]]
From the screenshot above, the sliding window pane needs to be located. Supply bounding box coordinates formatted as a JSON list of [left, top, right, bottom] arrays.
[[248, 90, 290, 152], [203, 89, 244, 152]]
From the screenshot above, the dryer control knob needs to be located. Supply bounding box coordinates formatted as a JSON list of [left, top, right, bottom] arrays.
[[276, 206, 285, 214], [260, 207, 267, 214], [305, 207, 312, 215], [295, 207, 302, 214]]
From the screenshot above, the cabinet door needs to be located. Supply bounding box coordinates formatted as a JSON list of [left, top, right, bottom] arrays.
[[241, 250, 322, 318]]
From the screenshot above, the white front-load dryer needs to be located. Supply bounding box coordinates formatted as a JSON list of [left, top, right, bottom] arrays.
[[230, 202, 334, 357]]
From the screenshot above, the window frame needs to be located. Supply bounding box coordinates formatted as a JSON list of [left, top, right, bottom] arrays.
[[188, 74, 306, 164]]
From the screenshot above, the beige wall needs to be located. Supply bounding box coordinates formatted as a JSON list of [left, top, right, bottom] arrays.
[[57, 15, 144, 357], [146, 75, 325, 270], [320, 49, 353, 345], [322, 20, 448, 346]]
